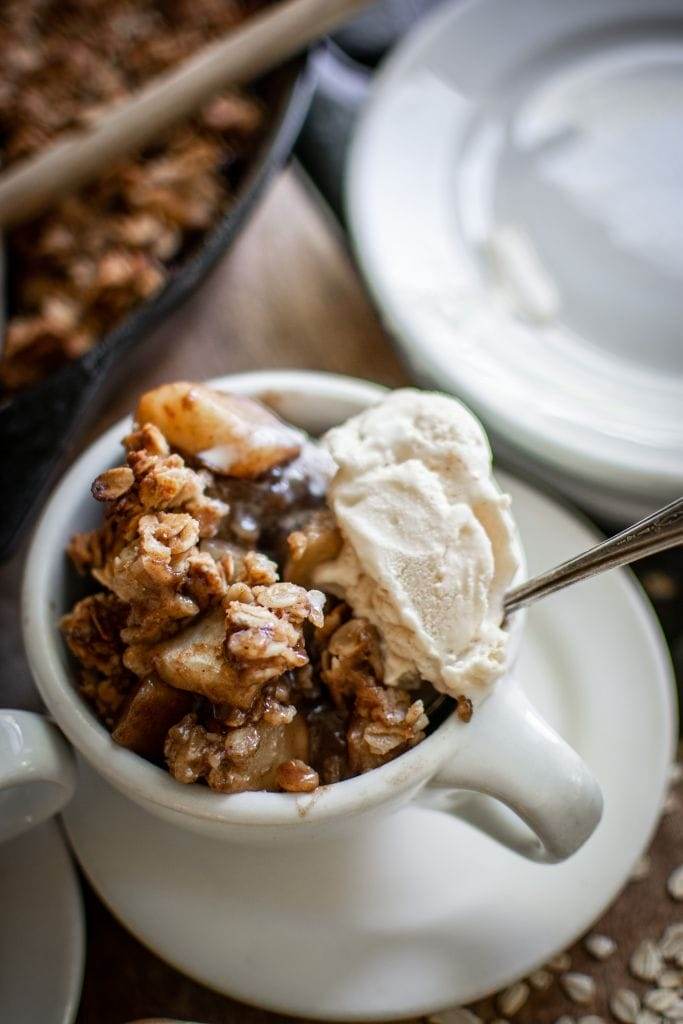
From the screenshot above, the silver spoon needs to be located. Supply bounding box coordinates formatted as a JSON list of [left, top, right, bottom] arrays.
[[504, 493, 683, 615], [428, 495, 683, 718]]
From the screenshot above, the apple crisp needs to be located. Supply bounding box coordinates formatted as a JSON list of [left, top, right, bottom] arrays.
[[61, 383, 432, 793], [0, 0, 268, 391]]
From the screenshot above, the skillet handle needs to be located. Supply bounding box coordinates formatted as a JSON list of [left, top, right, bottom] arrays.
[[0, 353, 109, 561]]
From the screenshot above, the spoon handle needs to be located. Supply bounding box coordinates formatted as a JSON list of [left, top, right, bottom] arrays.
[[505, 496, 683, 615]]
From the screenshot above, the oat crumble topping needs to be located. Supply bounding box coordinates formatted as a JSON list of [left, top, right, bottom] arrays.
[[0, 0, 268, 390], [60, 384, 458, 794]]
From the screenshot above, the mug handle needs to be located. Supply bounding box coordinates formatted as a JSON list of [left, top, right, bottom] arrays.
[[0, 710, 76, 843], [424, 679, 603, 863]]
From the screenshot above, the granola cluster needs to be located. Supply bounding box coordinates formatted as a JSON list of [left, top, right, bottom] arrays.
[[0, 0, 267, 390], [61, 384, 436, 794]]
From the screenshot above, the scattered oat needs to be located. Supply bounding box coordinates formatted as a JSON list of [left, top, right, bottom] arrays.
[[585, 933, 617, 960], [631, 855, 652, 881], [662, 792, 680, 815], [659, 926, 683, 961], [665, 1001, 683, 1021], [578, 1016, 605, 1024], [658, 970, 683, 989], [645, 990, 679, 1014], [548, 952, 573, 972], [561, 973, 596, 1005], [428, 1010, 482, 1024], [636, 1011, 662, 1024], [669, 764, 683, 787], [631, 940, 665, 981], [610, 989, 641, 1024], [555, 1016, 576, 1024], [668, 867, 683, 901], [497, 982, 530, 1017], [529, 969, 554, 991]]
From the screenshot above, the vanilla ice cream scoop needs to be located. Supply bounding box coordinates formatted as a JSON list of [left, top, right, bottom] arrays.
[[314, 389, 520, 703]]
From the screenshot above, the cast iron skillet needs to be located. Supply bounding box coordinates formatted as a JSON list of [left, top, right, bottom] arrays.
[[0, 56, 314, 562]]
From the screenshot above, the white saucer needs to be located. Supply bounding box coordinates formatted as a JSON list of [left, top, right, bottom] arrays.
[[62, 475, 676, 1021], [0, 820, 84, 1024], [347, 0, 683, 520]]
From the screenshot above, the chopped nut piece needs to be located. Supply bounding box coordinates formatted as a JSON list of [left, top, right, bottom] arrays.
[[91, 466, 134, 502], [456, 695, 473, 723], [276, 759, 319, 793]]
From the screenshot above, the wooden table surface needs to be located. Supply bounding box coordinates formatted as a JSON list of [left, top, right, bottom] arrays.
[[3, 167, 682, 1024]]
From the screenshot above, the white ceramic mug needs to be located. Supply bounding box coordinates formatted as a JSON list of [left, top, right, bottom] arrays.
[[0, 709, 76, 844], [22, 371, 602, 863]]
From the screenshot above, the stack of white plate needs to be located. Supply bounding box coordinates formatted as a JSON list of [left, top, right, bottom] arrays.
[[346, 0, 683, 523]]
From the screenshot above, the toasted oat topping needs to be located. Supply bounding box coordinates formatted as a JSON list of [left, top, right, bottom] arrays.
[[224, 580, 325, 690], [164, 711, 310, 794], [321, 616, 385, 708], [68, 423, 227, 577], [0, 0, 267, 391], [60, 387, 440, 794], [348, 685, 428, 775]]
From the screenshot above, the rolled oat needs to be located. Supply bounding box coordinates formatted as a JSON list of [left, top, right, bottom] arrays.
[[428, 1010, 483, 1024], [560, 973, 596, 1005], [610, 989, 641, 1024], [585, 933, 617, 961], [658, 970, 683, 989], [548, 952, 573, 972], [631, 940, 665, 982], [497, 982, 530, 1017], [529, 969, 554, 991], [631, 855, 652, 881], [668, 867, 683, 902], [644, 990, 680, 1014]]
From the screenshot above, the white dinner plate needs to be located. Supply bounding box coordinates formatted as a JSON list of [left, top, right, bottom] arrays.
[[347, 0, 683, 520], [62, 474, 676, 1020], [0, 820, 85, 1024]]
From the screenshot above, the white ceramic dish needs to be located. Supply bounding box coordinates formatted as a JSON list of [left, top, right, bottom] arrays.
[[346, 0, 683, 522], [0, 820, 84, 1024], [22, 371, 601, 863], [61, 469, 676, 1020]]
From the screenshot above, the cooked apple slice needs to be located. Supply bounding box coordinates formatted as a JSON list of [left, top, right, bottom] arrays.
[[152, 607, 277, 710], [151, 608, 247, 705], [112, 675, 192, 758], [136, 382, 304, 477], [284, 509, 342, 586]]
